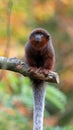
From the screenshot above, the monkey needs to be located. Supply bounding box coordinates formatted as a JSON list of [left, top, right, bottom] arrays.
[[25, 28, 55, 130]]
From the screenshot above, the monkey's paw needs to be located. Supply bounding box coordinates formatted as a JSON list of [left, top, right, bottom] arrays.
[[28, 67, 37, 73], [34, 68, 50, 76]]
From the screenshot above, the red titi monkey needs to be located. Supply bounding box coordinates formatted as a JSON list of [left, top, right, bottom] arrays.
[[25, 28, 55, 130]]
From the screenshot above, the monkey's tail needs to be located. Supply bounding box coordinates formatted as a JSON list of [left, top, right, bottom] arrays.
[[32, 79, 46, 130]]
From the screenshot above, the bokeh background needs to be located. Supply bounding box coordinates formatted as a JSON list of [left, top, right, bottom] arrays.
[[0, 0, 73, 130]]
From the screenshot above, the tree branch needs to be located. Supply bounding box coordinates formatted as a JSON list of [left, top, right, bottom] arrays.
[[0, 57, 59, 84]]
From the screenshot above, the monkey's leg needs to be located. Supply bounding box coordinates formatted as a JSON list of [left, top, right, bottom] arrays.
[[32, 82, 46, 130]]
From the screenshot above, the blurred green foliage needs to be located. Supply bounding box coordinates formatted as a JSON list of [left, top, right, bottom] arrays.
[[0, 0, 73, 130], [0, 109, 30, 130], [0, 74, 67, 130]]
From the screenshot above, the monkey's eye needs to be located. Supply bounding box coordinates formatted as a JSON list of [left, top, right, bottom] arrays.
[[46, 35, 49, 40]]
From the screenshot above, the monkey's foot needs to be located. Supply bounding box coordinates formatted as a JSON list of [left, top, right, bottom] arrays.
[[28, 67, 59, 84], [29, 67, 50, 76], [33, 68, 50, 76]]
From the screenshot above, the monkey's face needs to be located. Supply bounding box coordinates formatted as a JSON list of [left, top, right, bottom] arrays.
[[29, 29, 50, 49]]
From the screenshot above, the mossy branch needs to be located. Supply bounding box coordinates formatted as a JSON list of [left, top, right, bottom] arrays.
[[0, 56, 59, 84]]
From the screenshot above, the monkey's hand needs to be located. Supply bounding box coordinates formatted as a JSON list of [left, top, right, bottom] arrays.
[[28, 67, 37, 73], [28, 67, 50, 77], [37, 67, 50, 76]]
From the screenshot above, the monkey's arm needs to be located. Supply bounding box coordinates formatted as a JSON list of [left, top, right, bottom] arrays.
[[25, 43, 37, 67], [36, 52, 55, 76]]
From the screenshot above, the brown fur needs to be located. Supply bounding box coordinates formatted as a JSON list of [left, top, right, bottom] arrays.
[[25, 28, 55, 75]]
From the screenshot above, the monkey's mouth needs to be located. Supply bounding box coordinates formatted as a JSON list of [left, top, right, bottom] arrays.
[[34, 41, 43, 48], [36, 41, 41, 44]]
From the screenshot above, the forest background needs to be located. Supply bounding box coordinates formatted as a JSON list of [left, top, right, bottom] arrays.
[[0, 0, 73, 130]]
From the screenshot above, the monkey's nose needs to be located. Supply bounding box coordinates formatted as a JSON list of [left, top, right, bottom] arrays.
[[35, 35, 42, 42]]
